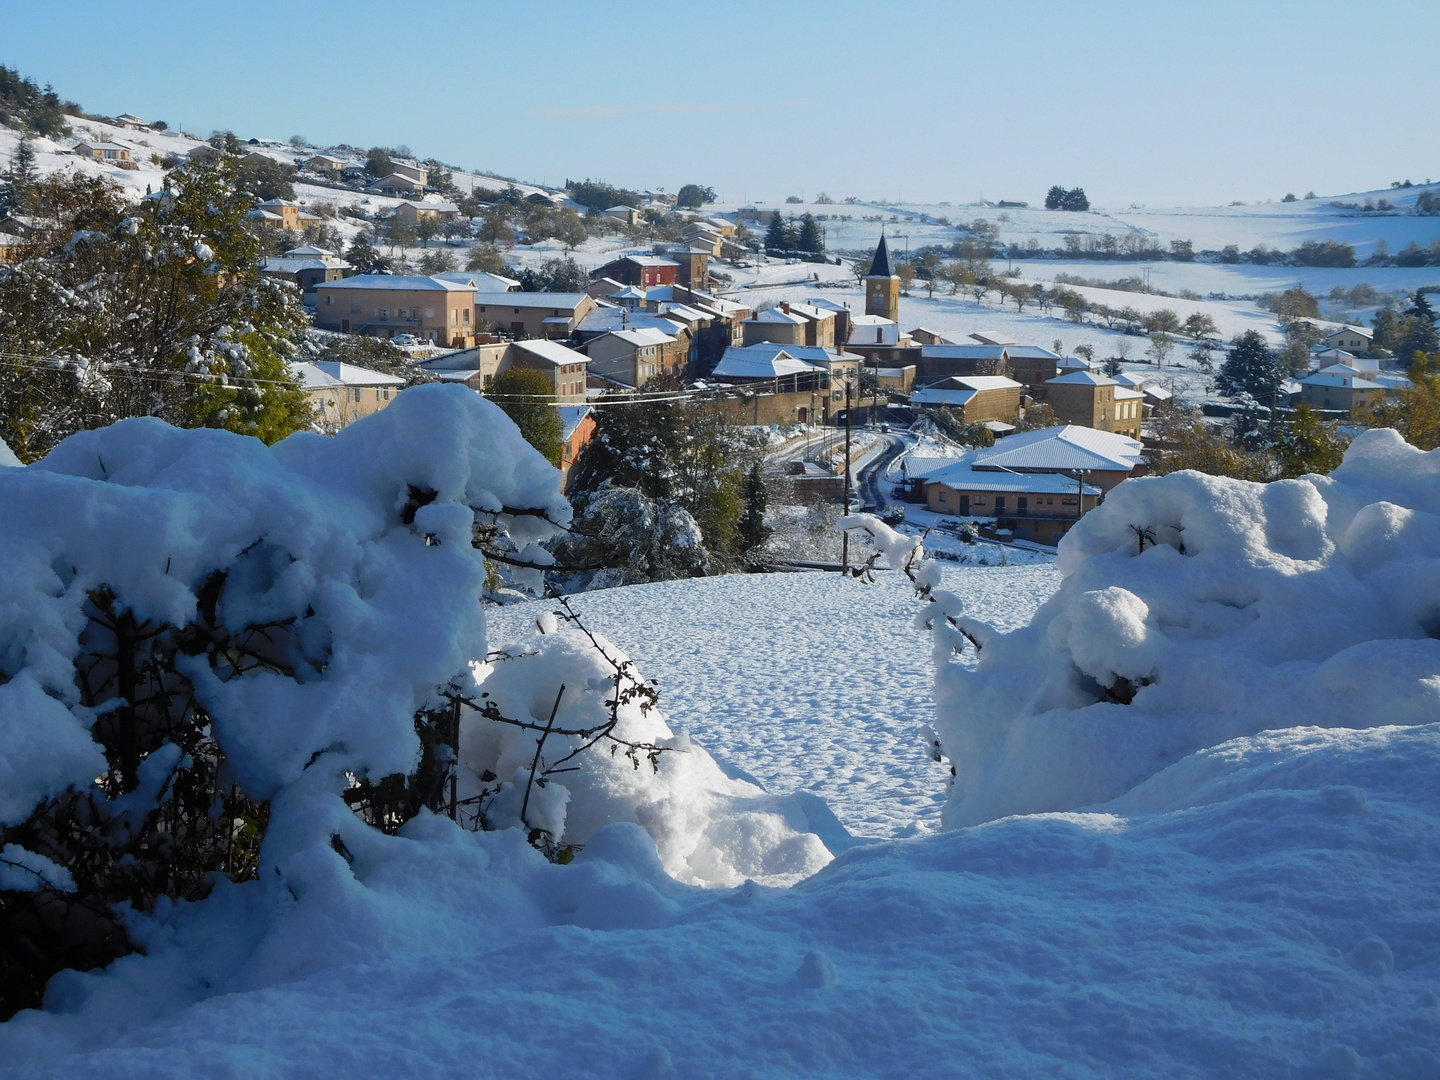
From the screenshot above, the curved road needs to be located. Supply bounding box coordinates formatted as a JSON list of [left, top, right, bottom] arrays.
[[853, 433, 907, 513]]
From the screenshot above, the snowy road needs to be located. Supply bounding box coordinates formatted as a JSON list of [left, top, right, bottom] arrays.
[[487, 564, 1060, 837]]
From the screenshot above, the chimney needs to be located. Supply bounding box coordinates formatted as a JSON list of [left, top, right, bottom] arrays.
[[781, 302, 790, 315]]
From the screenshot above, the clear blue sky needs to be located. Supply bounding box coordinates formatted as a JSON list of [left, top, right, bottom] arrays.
[[5, 0, 1437, 206]]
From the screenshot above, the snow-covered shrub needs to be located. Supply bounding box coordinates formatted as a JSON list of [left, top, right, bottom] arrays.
[[0, 385, 834, 1016], [547, 486, 708, 591], [847, 429, 1440, 828]]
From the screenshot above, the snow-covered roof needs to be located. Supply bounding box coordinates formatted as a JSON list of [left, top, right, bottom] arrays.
[[1112, 373, 1146, 389], [970, 331, 1018, 346], [730, 342, 859, 368], [1113, 386, 1144, 401], [285, 245, 335, 257], [925, 453, 1102, 495], [804, 297, 850, 313], [436, 270, 521, 292], [597, 328, 677, 348], [752, 307, 807, 325], [713, 346, 824, 380], [849, 314, 896, 327], [619, 255, 678, 268], [656, 303, 709, 323], [295, 360, 404, 388], [1300, 370, 1383, 390], [262, 257, 341, 273], [511, 339, 588, 368], [1047, 370, 1117, 387], [609, 285, 648, 300], [972, 425, 1145, 472], [318, 274, 473, 293], [921, 345, 1008, 360], [1143, 384, 1173, 402], [473, 292, 591, 311], [560, 405, 592, 441], [1056, 355, 1094, 371], [398, 200, 460, 214], [1006, 345, 1062, 361], [1324, 326, 1371, 340], [577, 308, 688, 336], [910, 386, 982, 406]]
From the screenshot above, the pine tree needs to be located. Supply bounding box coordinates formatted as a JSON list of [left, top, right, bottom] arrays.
[[1217, 330, 1286, 403], [797, 212, 823, 255], [346, 233, 389, 274], [765, 210, 786, 252], [1406, 290, 1436, 326], [1045, 185, 1066, 210], [1, 137, 37, 215], [737, 462, 771, 558]]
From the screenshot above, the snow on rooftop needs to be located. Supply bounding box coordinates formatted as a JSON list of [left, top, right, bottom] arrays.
[[972, 424, 1144, 472], [317, 274, 474, 293]]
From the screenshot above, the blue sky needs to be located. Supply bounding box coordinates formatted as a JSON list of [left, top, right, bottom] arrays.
[[4, 0, 1438, 206]]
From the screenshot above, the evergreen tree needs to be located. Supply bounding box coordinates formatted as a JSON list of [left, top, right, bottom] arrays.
[[1217, 331, 1287, 404], [765, 210, 786, 251], [1061, 187, 1090, 211], [1044, 185, 1066, 210], [345, 233, 390, 274], [1278, 404, 1345, 478], [2, 137, 38, 214], [1406, 290, 1437, 326], [488, 367, 564, 465], [737, 462, 771, 558], [797, 212, 823, 255]]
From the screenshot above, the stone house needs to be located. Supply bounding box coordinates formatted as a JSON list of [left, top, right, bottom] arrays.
[[1040, 370, 1142, 439], [1298, 367, 1386, 417], [314, 274, 476, 346], [472, 292, 595, 340], [909, 375, 1023, 424], [585, 327, 684, 388], [292, 360, 404, 429]]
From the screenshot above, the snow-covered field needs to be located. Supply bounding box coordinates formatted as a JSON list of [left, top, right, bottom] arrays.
[[488, 564, 1060, 837]]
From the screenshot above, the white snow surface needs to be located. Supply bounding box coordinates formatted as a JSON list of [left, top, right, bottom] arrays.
[[3, 394, 1440, 1074], [488, 564, 1060, 838]]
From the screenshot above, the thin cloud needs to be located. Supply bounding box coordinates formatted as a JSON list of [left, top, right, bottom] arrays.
[[525, 102, 810, 120]]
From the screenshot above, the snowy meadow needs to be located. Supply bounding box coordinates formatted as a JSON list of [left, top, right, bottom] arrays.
[[0, 388, 1437, 1078]]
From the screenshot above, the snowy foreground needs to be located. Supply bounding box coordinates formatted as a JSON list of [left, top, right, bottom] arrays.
[[488, 565, 1058, 838], [1, 391, 1438, 1077]]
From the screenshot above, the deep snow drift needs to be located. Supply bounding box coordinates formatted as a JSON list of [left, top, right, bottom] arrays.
[[2, 402, 1438, 1076]]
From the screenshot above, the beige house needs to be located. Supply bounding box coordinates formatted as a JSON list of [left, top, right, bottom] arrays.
[[394, 200, 461, 227], [1322, 326, 1372, 353], [500, 340, 590, 403], [74, 141, 132, 163], [293, 360, 405, 430], [304, 154, 347, 177], [585, 327, 684, 388], [1041, 371, 1142, 439], [473, 292, 595, 340], [743, 302, 837, 349], [909, 375, 1023, 424], [314, 274, 476, 346], [1298, 367, 1386, 417]]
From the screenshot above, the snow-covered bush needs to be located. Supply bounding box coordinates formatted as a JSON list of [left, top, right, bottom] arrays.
[[0, 385, 830, 1015], [547, 486, 708, 591], [847, 429, 1440, 828]]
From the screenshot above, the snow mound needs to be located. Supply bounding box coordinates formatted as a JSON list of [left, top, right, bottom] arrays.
[[933, 428, 1440, 827], [0, 384, 837, 997]]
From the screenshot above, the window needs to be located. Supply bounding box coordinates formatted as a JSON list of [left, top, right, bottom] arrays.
[[376, 308, 389, 319], [1062, 497, 1078, 505], [349, 388, 363, 403], [325, 295, 334, 305], [938, 490, 947, 502], [463, 308, 470, 324], [452, 309, 459, 326], [1046, 497, 1054, 505], [350, 299, 361, 314], [425, 308, 435, 319], [973, 496, 986, 505]]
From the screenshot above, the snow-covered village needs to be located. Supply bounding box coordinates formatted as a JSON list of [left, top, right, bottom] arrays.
[[1, 4, 1438, 1076]]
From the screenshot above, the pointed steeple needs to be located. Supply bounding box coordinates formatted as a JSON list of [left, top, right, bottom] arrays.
[[868, 232, 894, 279]]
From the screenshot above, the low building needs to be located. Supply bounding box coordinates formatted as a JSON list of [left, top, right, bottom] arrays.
[[368, 171, 424, 196], [585, 327, 684, 388], [1311, 347, 1378, 375], [260, 250, 351, 302], [1323, 326, 1372, 353], [1298, 366, 1386, 417], [584, 276, 628, 300], [970, 330, 1018, 347], [114, 113, 147, 130], [314, 274, 476, 346], [921, 456, 1103, 545], [909, 375, 1023, 423], [1002, 345, 1061, 389], [592, 254, 680, 289], [394, 199, 461, 227], [505, 339, 590, 402], [955, 424, 1146, 493], [918, 344, 1009, 383], [604, 206, 641, 225], [560, 405, 595, 478], [472, 291, 595, 340], [304, 154, 347, 177], [1041, 370, 1142, 439], [711, 343, 861, 425], [292, 360, 405, 429], [876, 365, 916, 394], [847, 314, 901, 348], [74, 141, 132, 163], [436, 269, 521, 293], [247, 199, 309, 231]]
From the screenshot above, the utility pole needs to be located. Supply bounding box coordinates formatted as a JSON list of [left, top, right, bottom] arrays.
[[841, 379, 852, 574]]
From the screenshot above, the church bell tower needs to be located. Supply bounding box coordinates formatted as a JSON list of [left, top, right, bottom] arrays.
[[865, 233, 900, 323]]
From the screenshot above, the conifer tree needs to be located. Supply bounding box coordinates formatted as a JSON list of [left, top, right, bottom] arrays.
[[797, 212, 823, 255], [737, 461, 771, 559], [1217, 330, 1287, 404], [765, 210, 786, 251]]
